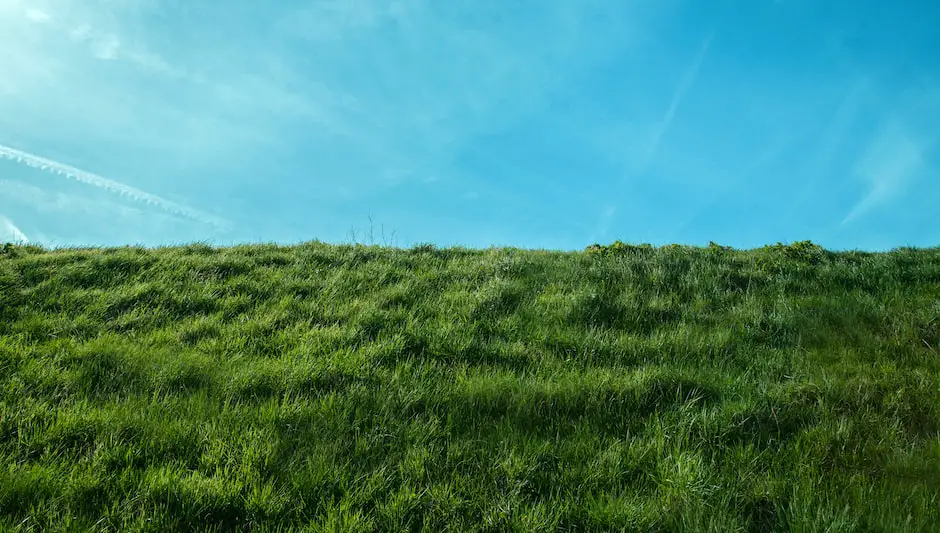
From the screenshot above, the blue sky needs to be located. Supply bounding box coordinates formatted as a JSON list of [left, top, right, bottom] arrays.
[[1, 0, 938, 251]]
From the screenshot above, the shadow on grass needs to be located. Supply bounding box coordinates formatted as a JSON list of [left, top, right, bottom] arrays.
[[444, 374, 721, 439], [372, 330, 535, 372], [224, 370, 379, 405], [742, 496, 787, 533]]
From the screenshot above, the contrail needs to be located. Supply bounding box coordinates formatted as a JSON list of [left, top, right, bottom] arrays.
[[0, 215, 30, 243], [646, 31, 715, 164], [0, 144, 232, 231]]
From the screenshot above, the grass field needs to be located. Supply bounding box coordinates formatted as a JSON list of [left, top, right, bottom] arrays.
[[1, 239, 939, 531]]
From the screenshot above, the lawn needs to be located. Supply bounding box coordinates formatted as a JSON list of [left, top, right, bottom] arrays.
[[1, 240, 938, 531]]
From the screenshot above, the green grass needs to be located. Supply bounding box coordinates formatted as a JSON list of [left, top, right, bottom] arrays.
[[1, 239, 939, 532]]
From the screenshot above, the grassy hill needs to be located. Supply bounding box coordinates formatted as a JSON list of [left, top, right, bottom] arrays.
[[1, 240, 939, 532]]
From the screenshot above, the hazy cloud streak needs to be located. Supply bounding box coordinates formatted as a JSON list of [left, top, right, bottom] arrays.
[[841, 123, 925, 225], [0, 215, 30, 243]]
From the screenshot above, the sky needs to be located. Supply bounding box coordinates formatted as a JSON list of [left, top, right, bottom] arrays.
[[1, 0, 938, 251]]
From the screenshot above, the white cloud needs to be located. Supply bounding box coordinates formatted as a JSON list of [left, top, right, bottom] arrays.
[[25, 8, 52, 24], [89, 33, 121, 60], [69, 23, 92, 42]]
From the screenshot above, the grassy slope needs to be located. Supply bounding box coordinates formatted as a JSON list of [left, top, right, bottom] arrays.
[[1, 241, 939, 532]]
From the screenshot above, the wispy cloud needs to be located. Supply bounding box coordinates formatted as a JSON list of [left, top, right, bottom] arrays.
[[778, 78, 870, 222], [0, 215, 29, 243], [666, 132, 799, 241], [0, 178, 223, 247], [589, 205, 617, 244], [3, 0, 660, 247], [0, 178, 142, 218], [0, 1, 292, 167], [24, 8, 51, 24], [265, 1, 652, 190], [646, 31, 715, 164], [4, 0, 936, 250], [842, 122, 926, 225], [807, 79, 871, 176], [8, 1, 176, 73]]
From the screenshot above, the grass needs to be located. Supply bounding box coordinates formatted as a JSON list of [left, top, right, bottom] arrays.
[[1, 239, 939, 532]]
